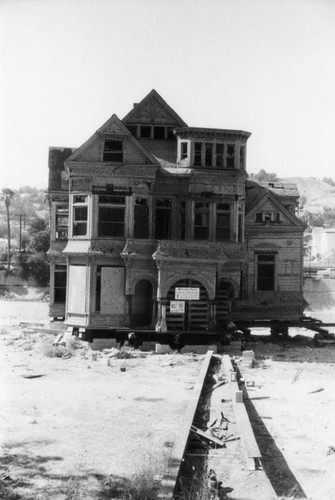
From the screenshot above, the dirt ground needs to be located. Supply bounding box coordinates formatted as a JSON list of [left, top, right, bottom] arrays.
[[1, 299, 335, 499]]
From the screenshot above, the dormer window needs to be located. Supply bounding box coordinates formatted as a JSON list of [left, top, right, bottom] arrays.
[[103, 139, 123, 162]]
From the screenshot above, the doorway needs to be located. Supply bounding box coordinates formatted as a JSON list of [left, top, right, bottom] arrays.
[[131, 280, 153, 328], [166, 279, 209, 331]]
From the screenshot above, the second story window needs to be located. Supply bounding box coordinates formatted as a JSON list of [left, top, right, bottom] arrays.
[[194, 202, 209, 240], [56, 206, 68, 240], [227, 144, 235, 168], [205, 143, 213, 166], [134, 197, 149, 239], [98, 195, 125, 237], [155, 198, 172, 239], [181, 142, 188, 160], [216, 203, 231, 242], [180, 201, 186, 240], [194, 142, 202, 166], [216, 143, 224, 166], [72, 195, 88, 236], [103, 139, 123, 162]]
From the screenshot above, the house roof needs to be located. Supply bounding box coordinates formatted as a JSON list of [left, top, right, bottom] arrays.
[[122, 89, 187, 127]]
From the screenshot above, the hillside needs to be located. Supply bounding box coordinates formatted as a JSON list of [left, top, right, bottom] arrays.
[[281, 177, 335, 213]]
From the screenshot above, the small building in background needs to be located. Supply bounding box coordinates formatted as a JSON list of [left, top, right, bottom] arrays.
[[47, 90, 306, 336]]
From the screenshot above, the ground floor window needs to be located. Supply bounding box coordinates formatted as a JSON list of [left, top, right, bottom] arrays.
[[257, 254, 276, 291], [54, 264, 67, 303]]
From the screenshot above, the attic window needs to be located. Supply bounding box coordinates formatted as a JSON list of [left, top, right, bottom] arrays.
[[256, 212, 281, 223], [103, 140, 123, 162], [153, 126, 165, 139], [140, 126, 151, 138], [127, 125, 137, 136]]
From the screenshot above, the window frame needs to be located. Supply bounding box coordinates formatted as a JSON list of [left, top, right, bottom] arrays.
[[102, 139, 124, 163], [54, 264, 67, 304], [72, 195, 88, 237], [256, 253, 276, 291], [97, 195, 126, 238]]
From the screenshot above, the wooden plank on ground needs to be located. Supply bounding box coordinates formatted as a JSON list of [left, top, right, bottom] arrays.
[[223, 355, 262, 470], [157, 350, 214, 499]]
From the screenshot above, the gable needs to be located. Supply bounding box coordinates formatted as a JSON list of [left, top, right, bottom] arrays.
[[65, 114, 159, 166], [123, 89, 187, 127], [245, 193, 304, 227]]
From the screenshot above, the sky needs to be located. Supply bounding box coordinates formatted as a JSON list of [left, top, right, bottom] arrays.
[[1, 0, 335, 189]]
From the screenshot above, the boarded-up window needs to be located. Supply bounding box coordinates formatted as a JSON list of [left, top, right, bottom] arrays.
[[257, 254, 275, 291], [67, 265, 86, 313], [96, 267, 124, 314]]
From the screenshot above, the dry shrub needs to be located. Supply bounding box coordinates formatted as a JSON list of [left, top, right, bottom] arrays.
[[106, 470, 159, 500], [43, 343, 70, 358], [114, 348, 137, 359]]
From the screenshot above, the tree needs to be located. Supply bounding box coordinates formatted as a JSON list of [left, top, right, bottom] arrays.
[[249, 169, 279, 183], [1, 188, 15, 270]]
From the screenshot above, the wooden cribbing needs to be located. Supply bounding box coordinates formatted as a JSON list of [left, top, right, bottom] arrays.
[[223, 355, 262, 470], [157, 350, 214, 499]]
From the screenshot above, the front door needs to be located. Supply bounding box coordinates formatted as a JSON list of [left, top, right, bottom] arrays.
[[166, 279, 209, 331]]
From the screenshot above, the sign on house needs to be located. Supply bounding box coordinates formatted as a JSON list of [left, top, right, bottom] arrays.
[[170, 301, 185, 314], [175, 287, 200, 300]]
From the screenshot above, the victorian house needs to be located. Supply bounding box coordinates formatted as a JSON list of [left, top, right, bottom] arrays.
[[47, 90, 306, 338]]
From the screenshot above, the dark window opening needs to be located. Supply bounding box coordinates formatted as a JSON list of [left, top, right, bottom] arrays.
[[73, 206, 87, 236], [205, 143, 213, 166], [257, 254, 275, 291], [131, 280, 153, 328], [181, 142, 188, 160], [103, 139, 123, 162], [134, 197, 149, 238], [227, 144, 235, 168], [56, 207, 68, 239], [180, 201, 186, 240], [155, 198, 172, 239], [127, 125, 137, 136], [216, 143, 224, 166], [74, 195, 87, 204], [140, 125, 151, 138], [216, 203, 231, 241], [95, 266, 102, 312], [153, 126, 165, 139], [194, 202, 209, 240], [167, 127, 175, 139], [98, 195, 125, 237], [240, 145, 245, 169], [238, 206, 243, 242], [54, 264, 67, 303], [194, 142, 202, 166]]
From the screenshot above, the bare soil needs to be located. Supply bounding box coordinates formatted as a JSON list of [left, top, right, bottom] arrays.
[[1, 300, 335, 499]]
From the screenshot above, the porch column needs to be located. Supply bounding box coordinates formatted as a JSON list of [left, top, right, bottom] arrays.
[[208, 299, 215, 331]]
